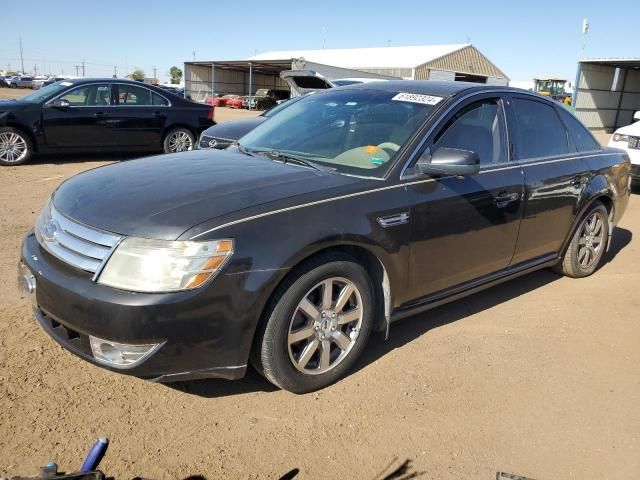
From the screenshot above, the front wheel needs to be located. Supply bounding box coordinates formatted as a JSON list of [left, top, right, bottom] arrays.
[[163, 127, 195, 153], [554, 201, 609, 277], [0, 127, 33, 166], [254, 254, 375, 393]]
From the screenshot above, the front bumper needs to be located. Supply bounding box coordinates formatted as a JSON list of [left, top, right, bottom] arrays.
[[20, 233, 278, 382]]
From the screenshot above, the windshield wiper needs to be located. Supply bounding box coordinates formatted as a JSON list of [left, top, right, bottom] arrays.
[[252, 149, 335, 172], [234, 142, 255, 157]]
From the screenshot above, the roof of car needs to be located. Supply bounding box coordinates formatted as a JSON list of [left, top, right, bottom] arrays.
[[67, 78, 161, 87], [339, 80, 520, 98]]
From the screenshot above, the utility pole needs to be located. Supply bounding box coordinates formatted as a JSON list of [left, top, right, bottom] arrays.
[[113, 65, 118, 78], [19, 37, 25, 73], [81, 59, 86, 78], [192, 51, 196, 62], [74, 65, 80, 77], [153, 65, 157, 82]]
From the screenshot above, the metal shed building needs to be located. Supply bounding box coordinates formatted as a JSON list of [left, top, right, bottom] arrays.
[[184, 43, 509, 102], [573, 58, 640, 133]]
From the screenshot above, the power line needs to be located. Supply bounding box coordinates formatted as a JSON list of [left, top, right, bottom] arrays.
[[19, 37, 24, 73]]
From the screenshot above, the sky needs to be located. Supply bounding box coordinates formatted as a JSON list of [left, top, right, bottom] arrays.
[[1, 0, 638, 84]]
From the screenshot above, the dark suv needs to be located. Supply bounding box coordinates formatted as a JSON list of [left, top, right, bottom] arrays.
[[243, 88, 289, 110]]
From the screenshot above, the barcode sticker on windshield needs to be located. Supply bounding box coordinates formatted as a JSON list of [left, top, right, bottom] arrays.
[[392, 93, 443, 105]]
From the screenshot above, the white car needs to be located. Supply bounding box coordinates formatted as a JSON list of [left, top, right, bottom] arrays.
[[609, 111, 640, 182]]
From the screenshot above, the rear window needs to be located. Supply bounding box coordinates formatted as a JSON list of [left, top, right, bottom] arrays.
[[512, 98, 569, 159], [557, 108, 600, 152]]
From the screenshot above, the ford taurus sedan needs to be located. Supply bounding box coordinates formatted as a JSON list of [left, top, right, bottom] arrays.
[[19, 81, 631, 393], [0, 78, 214, 165]]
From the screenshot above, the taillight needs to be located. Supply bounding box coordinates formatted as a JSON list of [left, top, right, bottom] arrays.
[[208, 107, 215, 122]]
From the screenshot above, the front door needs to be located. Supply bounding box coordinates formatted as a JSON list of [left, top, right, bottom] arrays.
[[42, 83, 115, 148], [406, 94, 524, 301]]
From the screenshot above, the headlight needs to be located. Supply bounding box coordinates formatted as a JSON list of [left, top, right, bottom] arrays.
[[97, 238, 233, 292], [613, 134, 630, 143]]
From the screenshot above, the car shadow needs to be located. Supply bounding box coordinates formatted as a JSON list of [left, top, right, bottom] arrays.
[[167, 227, 631, 398]]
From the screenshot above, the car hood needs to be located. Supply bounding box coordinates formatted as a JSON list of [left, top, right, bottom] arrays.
[[613, 122, 640, 136], [201, 117, 266, 141], [52, 149, 359, 240], [0, 99, 30, 113]]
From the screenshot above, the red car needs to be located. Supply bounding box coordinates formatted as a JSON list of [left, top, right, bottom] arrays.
[[206, 95, 233, 107], [225, 95, 244, 109]]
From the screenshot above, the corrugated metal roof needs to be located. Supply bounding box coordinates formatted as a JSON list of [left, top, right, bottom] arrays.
[[249, 44, 469, 69]]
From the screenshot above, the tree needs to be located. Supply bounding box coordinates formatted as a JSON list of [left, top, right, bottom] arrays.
[[169, 66, 183, 85], [131, 69, 145, 81]]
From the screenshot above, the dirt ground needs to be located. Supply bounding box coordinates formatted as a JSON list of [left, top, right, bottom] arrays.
[[0, 89, 638, 479]]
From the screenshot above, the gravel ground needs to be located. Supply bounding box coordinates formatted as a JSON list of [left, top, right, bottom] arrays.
[[0, 89, 638, 479]]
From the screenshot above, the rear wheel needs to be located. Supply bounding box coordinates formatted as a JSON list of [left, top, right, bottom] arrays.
[[554, 201, 609, 277], [253, 253, 374, 393], [0, 127, 33, 166], [163, 127, 195, 153]]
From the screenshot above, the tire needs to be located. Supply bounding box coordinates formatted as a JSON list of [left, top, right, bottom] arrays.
[[0, 127, 33, 166], [553, 201, 609, 278], [162, 127, 195, 153], [9, 83, 17, 89], [253, 253, 375, 393]]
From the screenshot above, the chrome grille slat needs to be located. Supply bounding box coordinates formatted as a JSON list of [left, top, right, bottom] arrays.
[[52, 208, 121, 247], [35, 201, 123, 274], [53, 229, 112, 260]]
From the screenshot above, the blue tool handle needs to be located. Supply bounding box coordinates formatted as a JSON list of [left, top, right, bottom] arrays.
[[80, 437, 109, 472]]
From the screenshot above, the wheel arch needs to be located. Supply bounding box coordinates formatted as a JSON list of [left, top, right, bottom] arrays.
[[561, 177, 614, 255], [0, 123, 38, 153], [255, 243, 394, 345], [163, 123, 198, 140]]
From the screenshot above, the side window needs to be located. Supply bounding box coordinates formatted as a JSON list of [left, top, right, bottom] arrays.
[[60, 84, 111, 106], [557, 107, 600, 152], [431, 98, 506, 165], [151, 92, 169, 106], [117, 84, 152, 106], [512, 98, 569, 159]]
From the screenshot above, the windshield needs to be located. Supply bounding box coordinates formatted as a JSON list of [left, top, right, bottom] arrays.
[[19, 82, 70, 103], [240, 89, 437, 177], [254, 89, 269, 97]]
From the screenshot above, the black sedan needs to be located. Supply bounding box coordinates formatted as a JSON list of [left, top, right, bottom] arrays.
[[198, 96, 304, 150], [0, 78, 214, 166], [19, 81, 631, 393]]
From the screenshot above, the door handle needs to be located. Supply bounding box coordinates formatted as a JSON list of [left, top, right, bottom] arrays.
[[493, 191, 520, 208], [152, 111, 167, 118], [94, 112, 107, 118]]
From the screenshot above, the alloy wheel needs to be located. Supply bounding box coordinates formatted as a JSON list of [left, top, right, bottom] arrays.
[[0, 132, 28, 164], [577, 210, 605, 269], [287, 277, 363, 375], [167, 131, 193, 152]]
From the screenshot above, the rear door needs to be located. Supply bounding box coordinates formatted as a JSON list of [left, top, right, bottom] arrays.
[[506, 94, 590, 264], [42, 83, 115, 148], [405, 93, 524, 300], [110, 83, 169, 148]]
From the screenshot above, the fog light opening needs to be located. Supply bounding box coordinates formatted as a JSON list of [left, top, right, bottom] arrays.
[[89, 336, 163, 368]]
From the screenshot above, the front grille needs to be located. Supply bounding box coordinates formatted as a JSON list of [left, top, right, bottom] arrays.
[[35, 201, 123, 274]]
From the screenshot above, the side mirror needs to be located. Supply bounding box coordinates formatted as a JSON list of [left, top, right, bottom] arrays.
[[46, 98, 70, 109], [634, 111, 640, 122], [416, 147, 480, 177]]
